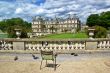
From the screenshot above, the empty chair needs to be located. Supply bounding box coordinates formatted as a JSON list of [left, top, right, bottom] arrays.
[[40, 50, 57, 70]]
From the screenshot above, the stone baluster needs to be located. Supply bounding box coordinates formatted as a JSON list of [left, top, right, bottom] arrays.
[[5, 42, 8, 50], [75, 43, 78, 49], [49, 44, 52, 50], [70, 45, 73, 50], [102, 41, 106, 48], [40, 44, 43, 50], [107, 41, 110, 48], [56, 44, 58, 50], [3, 41, 6, 50], [72, 43, 75, 49], [8, 43, 13, 50], [82, 42, 85, 49], [53, 44, 56, 50], [34, 44, 37, 50], [36, 44, 39, 50], [67, 44, 70, 50], [58, 44, 60, 50], [32, 44, 36, 50], [28, 44, 32, 50], [79, 43, 82, 49], [62, 44, 65, 50], [53, 44, 55, 50], [99, 41, 103, 49], [47, 45, 50, 50], [77, 42, 80, 49]]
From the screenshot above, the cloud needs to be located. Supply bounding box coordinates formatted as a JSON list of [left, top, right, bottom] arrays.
[[15, 8, 23, 14], [0, 0, 110, 23]]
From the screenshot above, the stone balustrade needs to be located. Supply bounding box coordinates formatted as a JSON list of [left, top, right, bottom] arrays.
[[25, 40, 86, 51], [0, 40, 13, 50], [0, 38, 110, 53], [97, 40, 110, 49]]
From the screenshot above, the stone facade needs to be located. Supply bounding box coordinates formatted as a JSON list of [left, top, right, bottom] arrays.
[[32, 15, 81, 36]]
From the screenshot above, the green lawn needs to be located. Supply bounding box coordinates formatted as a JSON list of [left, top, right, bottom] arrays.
[[0, 34, 8, 38], [41, 33, 88, 39], [0, 32, 88, 39], [0, 30, 8, 38]]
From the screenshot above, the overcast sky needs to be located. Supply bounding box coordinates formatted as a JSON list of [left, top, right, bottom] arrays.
[[0, 0, 110, 23]]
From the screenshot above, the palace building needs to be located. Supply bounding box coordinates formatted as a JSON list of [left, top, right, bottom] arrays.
[[32, 15, 81, 36]]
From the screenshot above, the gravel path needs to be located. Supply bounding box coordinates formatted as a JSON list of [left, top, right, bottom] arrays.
[[0, 52, 110, 62]]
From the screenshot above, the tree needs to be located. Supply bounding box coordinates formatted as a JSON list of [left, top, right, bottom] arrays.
[[20, 29, 28, 38], [0, 20, 7, 32], [86, 14, 99, 27], [86, 11, 110, 29], [0, 18, 31, 38], [94, 26, 107, 38], [7, 26, 16, 38]]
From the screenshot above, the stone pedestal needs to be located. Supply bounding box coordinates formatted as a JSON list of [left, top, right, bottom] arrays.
[[13, 42, 24, 50], [86, 41, 97, 50]]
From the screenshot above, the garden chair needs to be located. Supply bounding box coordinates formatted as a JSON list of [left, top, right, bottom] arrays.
[[40, 50, 57, 70]]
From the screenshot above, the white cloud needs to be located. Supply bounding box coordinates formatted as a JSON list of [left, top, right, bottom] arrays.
[[0, 0, 110, 23], [35, 8, 45, 14], [15, 8, 23, 14], [96, 8, 110, 14]]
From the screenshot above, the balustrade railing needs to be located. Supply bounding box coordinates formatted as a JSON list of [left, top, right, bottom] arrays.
[[0, 40, 13, 50], [25, 41, 86, 51], [97, 40, 110, 49], [0, 38, 110, 52]]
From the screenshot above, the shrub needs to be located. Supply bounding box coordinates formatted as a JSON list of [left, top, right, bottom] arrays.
[[94, 26, 107, 38]]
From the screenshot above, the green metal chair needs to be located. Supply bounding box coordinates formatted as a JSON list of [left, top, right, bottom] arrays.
[[40, 50, 57, 70]]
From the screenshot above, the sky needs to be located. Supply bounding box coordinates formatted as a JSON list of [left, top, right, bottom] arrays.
[[0, 0, 110, 23]]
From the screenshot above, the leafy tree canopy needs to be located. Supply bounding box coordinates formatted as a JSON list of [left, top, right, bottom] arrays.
[[94, 26, 107, 38], [0, 18, 32, 38], [86, 11, 110, 29]]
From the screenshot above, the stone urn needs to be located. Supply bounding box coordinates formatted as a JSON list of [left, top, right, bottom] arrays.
[[15, 29, 21, 39], [88, 28, 95, 39]]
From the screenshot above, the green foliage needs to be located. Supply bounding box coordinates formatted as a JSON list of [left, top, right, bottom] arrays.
[[7, 26, 16, 38], [20, 30, 28, 38], [86, 11, 110, 29], [0, 18, 31, 38], [87, 14, 99, 27], [94, 26, 107, 38]]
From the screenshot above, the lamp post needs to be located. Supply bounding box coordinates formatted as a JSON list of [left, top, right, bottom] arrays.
[[15, 29, 21, 39], [88, 28, 95, 39]]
